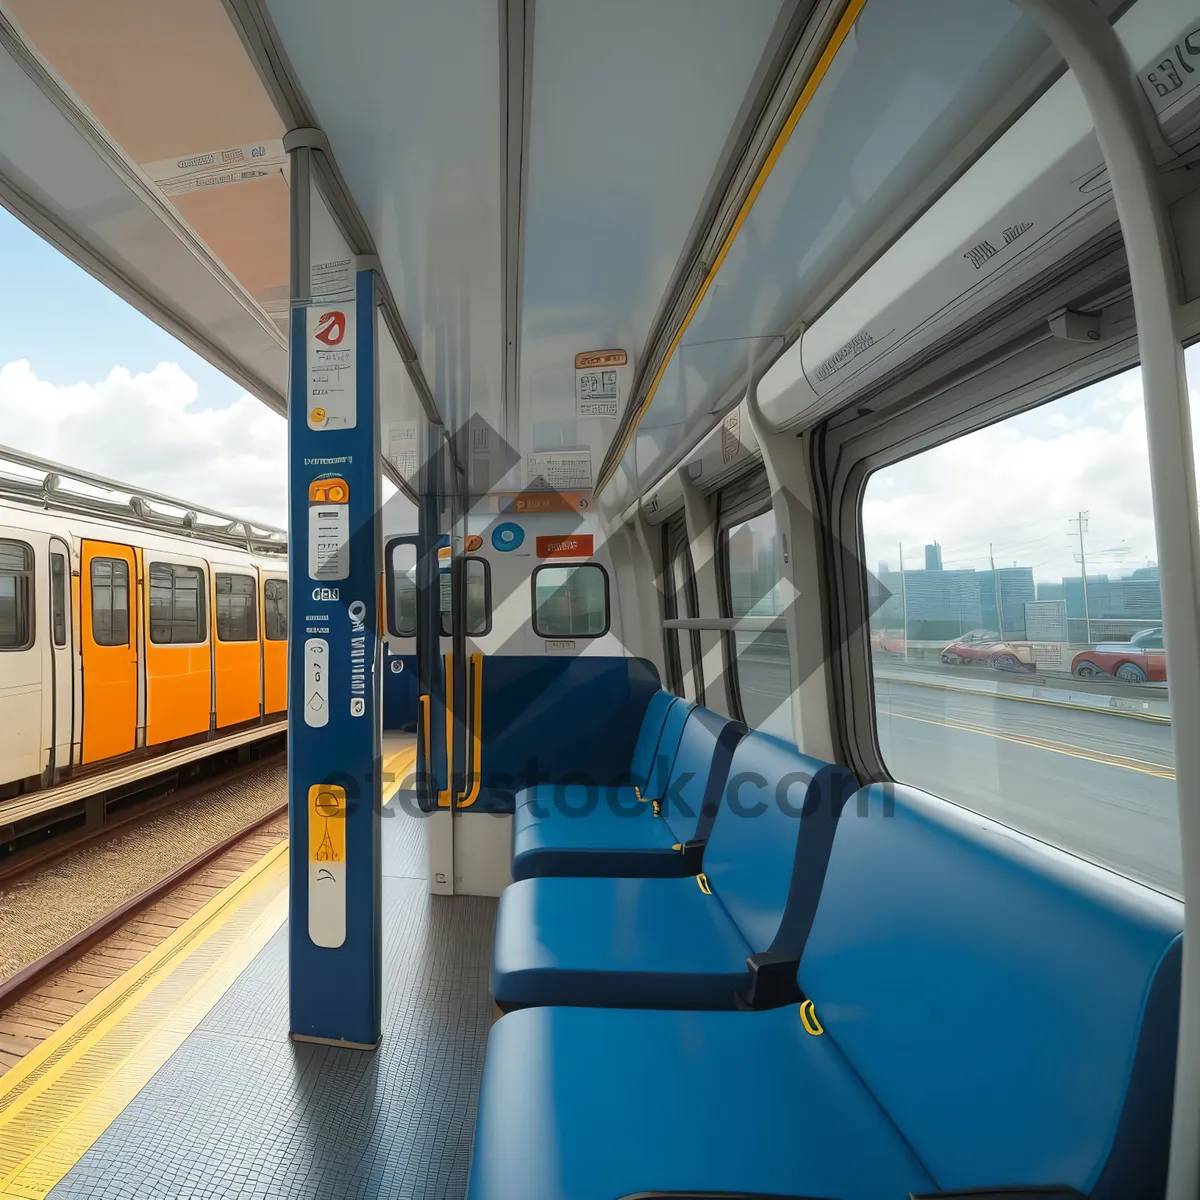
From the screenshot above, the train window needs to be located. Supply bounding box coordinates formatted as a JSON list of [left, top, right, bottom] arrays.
[[215, 573, 258, 642], [391, 540, 417, 637], [532, 564, 609, 638], [0, 540, 33, 651], [440, 557, 491, 637], [264, 579, 288, 641], [90, 557, 129, 647], [721, 508, 793, 739], [50, 552, 67, 648], [149, 563, 205, 644], [861, 363, 1176, 893], [662, 519, 702, 701]]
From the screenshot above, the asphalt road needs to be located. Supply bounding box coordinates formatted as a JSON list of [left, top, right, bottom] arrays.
[[737, 652, 1181, 895]]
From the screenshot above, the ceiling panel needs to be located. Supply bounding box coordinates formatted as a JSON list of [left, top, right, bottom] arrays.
[[624, 0, 1053, 490], [263, 0, 504, 437], [516, 0, 786, 489]]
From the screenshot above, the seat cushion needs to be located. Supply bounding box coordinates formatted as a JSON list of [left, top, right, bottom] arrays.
[[467, 1004, 935, 1200], [800, 783, 1184, 1196], [491, 876, 751, 1009], [510, 790, 684, 881]]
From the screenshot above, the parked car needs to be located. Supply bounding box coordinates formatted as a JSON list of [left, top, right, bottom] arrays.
[[1071, 627, 1166, 684], [940, 631, 1036, 671]]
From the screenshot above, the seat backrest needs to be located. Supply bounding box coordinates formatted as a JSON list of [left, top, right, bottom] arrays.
[[640, 697, 696, 801], [701, 731, 856, 955], [658, 706, 738, 838], [799, 784, 1183, 1197], [628, 691, 679, 790]]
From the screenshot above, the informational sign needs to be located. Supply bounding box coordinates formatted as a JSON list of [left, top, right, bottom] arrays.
[[537, 534, 595, 559], [307, 477, 350, 581], [289, 268, 382, 1047], [304, 638, 329, 728], [308, 783, 346, 948], [527, 449, 593, 491], [1024, 600, 1068, 642], [386, 422, 420, 479], [307, 302, 357, 430], [492, 522, 525, 552], [575, 349, 630, 419], [141, 138, 286, 197], [544, 639, 577, 654], [311, 258, 355, 300], [721, 411, 742, 464], [496, 491, 591, 514]]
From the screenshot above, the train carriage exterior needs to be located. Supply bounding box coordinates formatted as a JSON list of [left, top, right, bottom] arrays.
[[0, 493, 287, 800]]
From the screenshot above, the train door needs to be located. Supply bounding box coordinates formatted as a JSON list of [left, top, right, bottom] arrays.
[[48, 536, 73, 774], [261, 572, 288, 715], [143, 552, 211, 745], [81, 539, 138, 763], [0, 530, 45, 788], [212, 562, 262, 727]]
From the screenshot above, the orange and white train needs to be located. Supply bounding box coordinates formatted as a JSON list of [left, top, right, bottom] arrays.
[[0, 472, 288, 801]]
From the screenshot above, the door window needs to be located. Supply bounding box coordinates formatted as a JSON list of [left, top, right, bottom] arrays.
[[91, 557, 130, 647]]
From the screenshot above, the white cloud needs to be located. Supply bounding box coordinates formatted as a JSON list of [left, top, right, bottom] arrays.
[[862, 353, 1200, 582], [0, 359, 287, 527]]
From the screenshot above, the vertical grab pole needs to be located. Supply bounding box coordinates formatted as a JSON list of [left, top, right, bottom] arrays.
[[1013, 5, 1200, 1195], [285, 128, 384, 1049]]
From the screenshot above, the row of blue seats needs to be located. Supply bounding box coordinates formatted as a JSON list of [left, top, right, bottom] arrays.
[[469, 693, 1183, 1199]]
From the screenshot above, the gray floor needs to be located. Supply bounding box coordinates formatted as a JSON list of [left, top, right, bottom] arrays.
[[50, 802, 498, 1200]]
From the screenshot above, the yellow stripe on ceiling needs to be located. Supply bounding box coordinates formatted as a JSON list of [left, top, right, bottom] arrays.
[[0, 843, 289, 1198], [595, 0, 869, 496]]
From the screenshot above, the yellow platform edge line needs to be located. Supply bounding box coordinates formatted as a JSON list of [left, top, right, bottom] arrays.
[[0, 841, 290, 1198]]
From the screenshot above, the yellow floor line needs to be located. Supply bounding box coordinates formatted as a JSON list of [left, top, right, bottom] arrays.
[[889, 711, 1176, 779], [0, 842, 289, 1199], [382, 744, 418, 805]]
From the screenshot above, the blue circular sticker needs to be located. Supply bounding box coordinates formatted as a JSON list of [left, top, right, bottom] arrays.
[[492, 521, 525, 552]]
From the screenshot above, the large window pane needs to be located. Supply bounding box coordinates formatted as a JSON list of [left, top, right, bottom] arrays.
[[0, 540, 32, 650], [724, 510, 792, 739], [215, 573, 258, 642], [149, 563, 205, 645], [863, 361, 1178, 893], [533, 564, 609, 637]]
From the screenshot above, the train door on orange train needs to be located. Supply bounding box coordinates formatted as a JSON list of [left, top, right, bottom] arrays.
[[212, 563, 263, 727], [80, 540, 138, 763], [261, 573, 288, 715]]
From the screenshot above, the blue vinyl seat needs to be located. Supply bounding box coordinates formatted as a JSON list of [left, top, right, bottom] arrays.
[[511, 699, 730, 881], [470, 784, 1183, 1200], [492, 731, 856, 1009]]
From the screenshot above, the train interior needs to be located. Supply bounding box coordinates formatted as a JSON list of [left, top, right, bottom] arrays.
[[0, 0, 1198, 1198]]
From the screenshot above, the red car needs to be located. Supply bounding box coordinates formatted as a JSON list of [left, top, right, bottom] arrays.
[[1071, 628, 1166, 684], [940, 631, 1035, 671]]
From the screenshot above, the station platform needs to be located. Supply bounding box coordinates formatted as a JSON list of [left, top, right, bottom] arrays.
[[0, 739, 498, 1200]]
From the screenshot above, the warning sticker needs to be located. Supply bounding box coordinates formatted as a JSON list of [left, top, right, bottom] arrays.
[[527, 449, 593, 491], [575, 349, 629, 419], [308, 783, 346, 948], [307, 302, 357, 431]]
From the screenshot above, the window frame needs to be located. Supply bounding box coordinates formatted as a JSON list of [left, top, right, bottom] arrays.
[[661, 517, 704, 702], [90, 555, 130, 648], [531, 562, 611, 639], [147, 561, 207, 646], [384, 534, 420, 639], [263, 578, 289, 642], [214, 571, 259, 643], [0, 539, 34, 652], [440, 555, 492, 638]]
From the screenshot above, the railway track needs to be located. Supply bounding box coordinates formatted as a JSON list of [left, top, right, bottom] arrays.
[[0, 759, 289, 1072]]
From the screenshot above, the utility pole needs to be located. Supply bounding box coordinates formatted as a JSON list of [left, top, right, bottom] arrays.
[[898, 542, 908, 664], [989, 543, 1004, 639], [1070, 511, 1091, 642]]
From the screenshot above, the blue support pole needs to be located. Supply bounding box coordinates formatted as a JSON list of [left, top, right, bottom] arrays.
[[287, 266, 383, 1049]]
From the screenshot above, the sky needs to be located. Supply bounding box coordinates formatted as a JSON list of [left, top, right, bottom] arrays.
[[863, 348, 1200, 584], [0, 204, 288, 524]]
